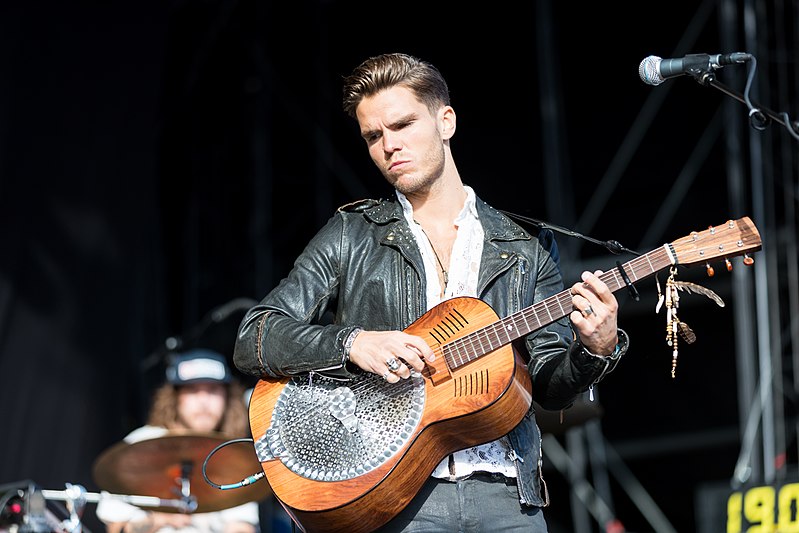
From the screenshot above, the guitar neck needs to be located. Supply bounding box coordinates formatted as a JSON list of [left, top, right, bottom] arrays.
[[445, 245, 672, 369]]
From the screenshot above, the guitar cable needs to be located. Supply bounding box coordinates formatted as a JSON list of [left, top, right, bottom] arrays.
[[202, 437, 265, 491]]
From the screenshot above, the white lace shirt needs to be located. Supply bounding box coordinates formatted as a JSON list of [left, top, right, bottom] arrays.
[[397, 186, 517, 480]]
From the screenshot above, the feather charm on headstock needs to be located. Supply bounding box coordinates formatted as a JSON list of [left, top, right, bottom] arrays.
[[653, 218, 761, 377]]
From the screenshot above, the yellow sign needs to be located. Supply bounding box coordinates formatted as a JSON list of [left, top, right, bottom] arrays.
[[727, 482, 799, 532]]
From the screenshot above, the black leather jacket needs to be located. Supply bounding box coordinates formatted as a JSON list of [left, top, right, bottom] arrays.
[[234, 194, 625, 508]]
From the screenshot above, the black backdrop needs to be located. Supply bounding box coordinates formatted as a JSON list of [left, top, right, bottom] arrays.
[[1, 1, 795, 532]]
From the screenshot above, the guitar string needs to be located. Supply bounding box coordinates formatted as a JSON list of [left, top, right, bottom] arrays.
[[444, 249, 667, 363], [424, 230, 669, 370], [269, 240, 742, 446], [415, 249, 666, 370], [277, 249, 673, 434], [291, 251, 665, 415], [277, 243, 729, 438], [381, 237, 721, 372], [462, 245, 685, 365]]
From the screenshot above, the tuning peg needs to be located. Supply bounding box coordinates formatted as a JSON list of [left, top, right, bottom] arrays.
[[725, 258, 733, 271], [743, 254, 755, 266], [706, 263, 715, 277]]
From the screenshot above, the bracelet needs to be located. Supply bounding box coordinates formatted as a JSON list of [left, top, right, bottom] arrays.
[[582, 328, 629, 360], [342, 327, 363, 364]]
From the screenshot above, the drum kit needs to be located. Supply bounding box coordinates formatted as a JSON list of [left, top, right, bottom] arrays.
[[1, 400, 600, 532], [0, 432, 271, 532]]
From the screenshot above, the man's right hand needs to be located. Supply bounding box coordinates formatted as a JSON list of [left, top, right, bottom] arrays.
[[348, 330, 435, 383]]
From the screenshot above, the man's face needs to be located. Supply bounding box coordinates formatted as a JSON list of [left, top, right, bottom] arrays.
[[176, 382, 227, 433], [355, 86, 449, 196]]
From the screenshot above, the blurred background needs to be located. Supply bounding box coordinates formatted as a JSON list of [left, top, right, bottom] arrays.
[[1, 0, 797, 531]]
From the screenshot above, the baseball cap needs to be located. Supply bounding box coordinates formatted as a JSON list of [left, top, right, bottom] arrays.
[[165, 349, 232, 385]]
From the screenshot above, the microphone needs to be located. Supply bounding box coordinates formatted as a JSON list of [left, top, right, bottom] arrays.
[[639, 52, 751, 86]]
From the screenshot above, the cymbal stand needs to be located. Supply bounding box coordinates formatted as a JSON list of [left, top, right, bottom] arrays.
[[41, 485, 197, 513], [175, 460, 199, 512], [58, 483, 85, 532]]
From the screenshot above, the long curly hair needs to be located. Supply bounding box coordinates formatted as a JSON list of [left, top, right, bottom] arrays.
[[146, 380, 251, 437]]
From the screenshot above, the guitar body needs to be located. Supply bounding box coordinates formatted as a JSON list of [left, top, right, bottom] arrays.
[[248, 297, 533, 532], [247, 216, 762, 532]]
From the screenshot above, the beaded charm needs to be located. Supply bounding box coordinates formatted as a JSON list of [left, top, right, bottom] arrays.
[[655, 267, 725, 377]]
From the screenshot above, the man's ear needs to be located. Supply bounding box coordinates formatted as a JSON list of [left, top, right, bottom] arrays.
[[439, 105, 456, 140]]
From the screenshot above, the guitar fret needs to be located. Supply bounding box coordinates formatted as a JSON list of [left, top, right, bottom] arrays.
[[555, 294, 568, 317], [443, 243, 732, 371], [631, 256, 647, 279], [489, 323, 501, 350], [450, 342, 467, 366], [558, 292, 571, 314], [253, 218, 763, 533], [609, 269, 621, 288], [644, 253, 655, 274], [442, 344, 453, 366], [632, 258, 645, 280], [473, 329, 489, 360], [461, 331, 477, 362], [500, 320, 511, 342], [519, 308, 533, 336], [544, 301, 554, 323], [452, 342, 467, 366], [487, 323, 500, 349], [664, 243, 677, 265], [499, 318, 513, 345], [442, 344, 456, 368], [553, 293, 569, 321], [512, 316, 524, 336]]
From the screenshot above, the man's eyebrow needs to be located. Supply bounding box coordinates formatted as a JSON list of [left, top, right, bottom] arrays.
[[393, 112, 417, 124], [360, 127, 379, 139], [360, 111, 420, 138]]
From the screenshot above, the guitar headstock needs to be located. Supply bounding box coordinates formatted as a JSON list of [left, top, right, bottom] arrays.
[[670, 217, 762, 272]]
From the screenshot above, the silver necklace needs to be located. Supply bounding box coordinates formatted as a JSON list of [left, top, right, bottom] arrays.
[[416, 222, 449, 287]]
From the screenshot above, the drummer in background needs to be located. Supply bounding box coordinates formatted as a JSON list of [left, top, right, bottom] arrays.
[[96, 349, 260, 533]]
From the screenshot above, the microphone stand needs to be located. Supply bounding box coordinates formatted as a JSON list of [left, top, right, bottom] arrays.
[[139, 297, 258, 372], [690, 57, 799, 139]]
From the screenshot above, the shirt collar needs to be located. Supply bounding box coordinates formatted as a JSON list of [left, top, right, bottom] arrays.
[[395, 185, 479, 223]]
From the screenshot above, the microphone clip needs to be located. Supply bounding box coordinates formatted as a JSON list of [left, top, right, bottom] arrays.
[[680, 53, 721, 81]]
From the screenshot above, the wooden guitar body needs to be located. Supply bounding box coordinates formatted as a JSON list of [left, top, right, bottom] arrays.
[[248, 297, 532, 532], [247, 216, 762, 532]]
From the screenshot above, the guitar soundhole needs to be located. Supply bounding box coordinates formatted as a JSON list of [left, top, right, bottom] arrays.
[[429, 308, 468, 344], [254, 372, 425, 482], [454, 370, 489, 397]]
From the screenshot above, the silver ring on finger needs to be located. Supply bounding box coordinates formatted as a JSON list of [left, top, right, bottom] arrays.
[[381, 371, 390, 381], [581, 305, 594, 318], [386, 357, 400, 372]]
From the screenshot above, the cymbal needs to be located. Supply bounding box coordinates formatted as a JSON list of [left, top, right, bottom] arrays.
[[92, 431, 271, 513]]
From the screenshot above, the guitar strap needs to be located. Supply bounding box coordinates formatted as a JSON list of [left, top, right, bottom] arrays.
[[498, 210, 640, 257], [500, 210, 642, 302]]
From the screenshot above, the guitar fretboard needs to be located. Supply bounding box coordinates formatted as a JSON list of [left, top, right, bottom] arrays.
[[442, 245, 673, 369]]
